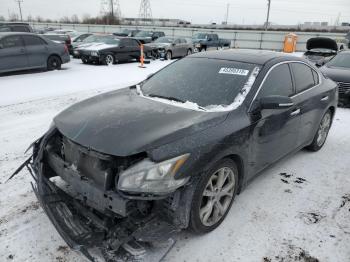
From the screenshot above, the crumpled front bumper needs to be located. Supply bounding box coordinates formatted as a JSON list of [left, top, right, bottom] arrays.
[[19, 130, 192, 261]]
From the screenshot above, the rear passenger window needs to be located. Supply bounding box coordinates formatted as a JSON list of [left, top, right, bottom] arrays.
[[0, 26, 11, 32], [291, 63, 316, 93], [23, 35, 46, 46], [257, 64, 294, 98], [1, 36, 24, 48], [12, 26, 30, 32]]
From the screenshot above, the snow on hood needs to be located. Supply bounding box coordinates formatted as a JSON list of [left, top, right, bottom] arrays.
[[146, 43, 171, 48], [78, 43, 118, 51]]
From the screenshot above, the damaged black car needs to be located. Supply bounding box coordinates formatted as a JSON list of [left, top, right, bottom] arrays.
[[14, 50, 337, 261], [303, 37, 338, 66]]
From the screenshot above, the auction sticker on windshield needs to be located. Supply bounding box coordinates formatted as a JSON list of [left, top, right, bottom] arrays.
[[219, 67, 249, 76]]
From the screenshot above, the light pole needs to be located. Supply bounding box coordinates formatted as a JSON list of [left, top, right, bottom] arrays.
[[265, 0, 271, 31]]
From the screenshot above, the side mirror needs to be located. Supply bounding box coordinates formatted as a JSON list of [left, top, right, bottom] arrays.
[[259, 95, 294, 110], [119, 45, 125, 48], [172, 42, 176, 46]]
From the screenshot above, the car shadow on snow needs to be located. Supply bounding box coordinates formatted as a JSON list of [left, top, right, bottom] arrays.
[[0, 68, 68, 77]]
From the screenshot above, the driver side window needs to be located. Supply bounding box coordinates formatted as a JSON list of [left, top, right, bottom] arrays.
[[257, 64, 294, 99]]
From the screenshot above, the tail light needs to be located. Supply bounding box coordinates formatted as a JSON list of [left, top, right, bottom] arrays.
[[64, 44, 68, 53]]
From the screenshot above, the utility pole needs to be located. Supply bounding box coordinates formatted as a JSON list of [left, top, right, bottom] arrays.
[[225, 3, 230, 25], [15, 0, 23, 21], [265, 0, 271, 31], [100, 0, 121, 24]]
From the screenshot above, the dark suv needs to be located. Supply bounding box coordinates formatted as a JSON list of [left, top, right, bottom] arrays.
[[0, 22, 33, 33]]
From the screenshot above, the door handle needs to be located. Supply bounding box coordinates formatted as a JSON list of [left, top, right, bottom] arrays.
[[321, 96, 329, 101], [290, 108, 301, 116]]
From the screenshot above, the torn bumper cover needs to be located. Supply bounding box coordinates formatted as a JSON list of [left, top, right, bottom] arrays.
[[19, 129, 195, 261]]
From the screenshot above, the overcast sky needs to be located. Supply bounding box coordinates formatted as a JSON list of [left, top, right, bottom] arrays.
[[1, 0, 350, 25]]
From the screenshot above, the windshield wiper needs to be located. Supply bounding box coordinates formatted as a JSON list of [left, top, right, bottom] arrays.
[[147, 94, 207, 111], [147, 94, 186, 103]]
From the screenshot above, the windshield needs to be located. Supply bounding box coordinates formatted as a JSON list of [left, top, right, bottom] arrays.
[[83, 35, 112, 43], [193, 33, 207, 39], [327, 53, 350, 68], [136, 31, 153, 37], [141, 58, 259, 108], [154, 37, 174, 43]]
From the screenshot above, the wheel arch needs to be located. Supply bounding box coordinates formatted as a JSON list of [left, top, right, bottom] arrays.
[[47, 54, 62, 63], [224, 154, 245, 194]]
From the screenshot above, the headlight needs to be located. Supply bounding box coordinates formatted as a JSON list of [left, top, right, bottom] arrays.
[[117, 154, 190, 194], [90, 51, 99, 56]]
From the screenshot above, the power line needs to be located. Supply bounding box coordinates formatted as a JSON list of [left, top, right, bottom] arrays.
[[225, 3, 230, 24], [14, 0, 23, 21]]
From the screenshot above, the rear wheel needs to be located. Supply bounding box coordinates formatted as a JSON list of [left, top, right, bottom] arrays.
[[189, 159, 238, 234], [47, 56, 62, 71], [103, 54, 115, 66], [306, 110, 332, 151]]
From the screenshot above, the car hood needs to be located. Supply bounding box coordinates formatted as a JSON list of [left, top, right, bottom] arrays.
[[321, 66, 350, 82], [306, 37, 338, 52], [145, 43, 170, 48], [53, 88, 228, 156]]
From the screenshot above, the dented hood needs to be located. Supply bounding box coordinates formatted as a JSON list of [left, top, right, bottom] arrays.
[[306, 37, 338, 52], [54, 88, 228, 156]]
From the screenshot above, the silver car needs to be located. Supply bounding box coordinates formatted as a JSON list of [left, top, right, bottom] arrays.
[[0, 32, 70, 74], [145, 37, 193, 60]]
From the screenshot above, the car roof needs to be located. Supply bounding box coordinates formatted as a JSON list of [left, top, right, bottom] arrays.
[[0, 32, 37, 38], [190, 49, 305, 65], [0, 22, 30, 25]]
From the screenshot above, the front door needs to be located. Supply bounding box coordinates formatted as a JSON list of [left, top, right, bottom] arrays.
[[249, 63, 301, 174], [0, 35, 28, 72]]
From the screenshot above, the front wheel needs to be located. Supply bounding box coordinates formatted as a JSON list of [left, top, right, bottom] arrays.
[[189, 159, 238, 234], [166, 51, 172, 60], [47, 56, 62, 71], [306, 110, 332, 151], [103, 54, 115, 66]]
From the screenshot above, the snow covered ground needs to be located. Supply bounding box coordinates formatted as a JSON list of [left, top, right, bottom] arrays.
[[0, 57, 349, 262]]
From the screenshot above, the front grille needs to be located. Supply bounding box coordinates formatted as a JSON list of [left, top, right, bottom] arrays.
[[337, 82, 350, 95]]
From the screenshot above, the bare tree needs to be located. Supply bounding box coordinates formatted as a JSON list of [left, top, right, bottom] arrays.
[[35, 16, 43, 22], [0, 15, 5, 21], [9, 12, 19, 21], [71, 14, 80, 24]]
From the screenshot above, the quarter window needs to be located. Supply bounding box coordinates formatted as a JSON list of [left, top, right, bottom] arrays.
[[291, 63, 316, 93], [257, 64, 294, 99], [1, 36, 24, 48]]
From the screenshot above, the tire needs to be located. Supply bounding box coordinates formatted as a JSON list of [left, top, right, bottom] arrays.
[[47, 56, 62, 71], [103, 54, 115, 66], [82, 58, 89, 64], [306, 110, 332, 152], [166, 51, 172, 60], [189, 158, 239, 234], [186, 49, 192, 56]]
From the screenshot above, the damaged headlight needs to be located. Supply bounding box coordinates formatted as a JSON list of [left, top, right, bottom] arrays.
[[117, 154, 190, 194]]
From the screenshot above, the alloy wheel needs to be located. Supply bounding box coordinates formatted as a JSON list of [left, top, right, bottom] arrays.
[[316, 112, 331, 147], [105, 55, 114, 66], [199, 167, 236, 227]]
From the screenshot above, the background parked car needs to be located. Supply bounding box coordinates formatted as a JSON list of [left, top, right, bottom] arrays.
[[192, 33, 230, 52], [114, 29, 140, 37], [321, 51, 350, 106], [73, 34, 118, 58], [79, 37, 149, 65], [133, 31, 165, 44], [0, 32, 70, 73], [43, 34, 73, 55], [0, 22, 33, 33], [145, 37, 193, 60], [303, 37, 338, 66]]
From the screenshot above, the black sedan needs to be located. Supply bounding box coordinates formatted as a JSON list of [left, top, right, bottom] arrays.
[[15, 50, 337, 260], [78, 36, 150, 65], [321, 51, 350, 106]]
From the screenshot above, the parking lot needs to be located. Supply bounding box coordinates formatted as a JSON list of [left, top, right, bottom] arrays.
[[0, 58, 349, 262]]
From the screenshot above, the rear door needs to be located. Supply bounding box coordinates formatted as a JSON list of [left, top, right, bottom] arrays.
[[0, 35, 28, 72], [290, 62, 331, 147], [250, 63, 301, 173], [22, 35, 49, 67]]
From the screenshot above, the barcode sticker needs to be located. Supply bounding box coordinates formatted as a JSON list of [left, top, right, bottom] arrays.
[[219, 67, 249, 76]]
